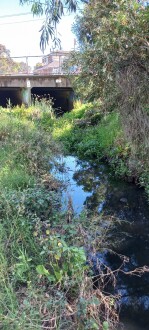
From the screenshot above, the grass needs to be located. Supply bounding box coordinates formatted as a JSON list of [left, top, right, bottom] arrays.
[[0, 106, 120, 329], [42, 100, 149, 199], [0, 111, 63, 328], [0, 99, 148, 329], [49, 103, 122, 159]]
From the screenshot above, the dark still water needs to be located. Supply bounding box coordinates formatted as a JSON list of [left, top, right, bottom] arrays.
[[52, 155, 149, 330]]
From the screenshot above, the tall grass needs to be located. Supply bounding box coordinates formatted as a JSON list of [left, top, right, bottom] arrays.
[[1, 100, 148, 329], [0, 111, 62, 328], [49, 102, 122, 159], [43, 101, 149, 198], [0, 107, 120, 329]]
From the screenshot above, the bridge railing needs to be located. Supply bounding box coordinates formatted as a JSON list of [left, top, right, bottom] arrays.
[[0, 53, 72, 76]]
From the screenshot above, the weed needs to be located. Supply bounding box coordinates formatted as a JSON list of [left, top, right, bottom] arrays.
[[0, 103, 148, 329], [45, 101, 149, 198]]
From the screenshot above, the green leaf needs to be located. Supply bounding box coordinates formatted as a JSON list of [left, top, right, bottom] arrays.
[[36, 264, 49, 276], [103, 321, 109, 330], [54, 270, 62, 281], [47, 274, 56, 282]]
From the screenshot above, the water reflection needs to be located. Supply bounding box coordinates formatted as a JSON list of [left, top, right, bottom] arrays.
[[52, 155, 108, 214], [102, 180, 149, 329], [52, 155, 149, 330]]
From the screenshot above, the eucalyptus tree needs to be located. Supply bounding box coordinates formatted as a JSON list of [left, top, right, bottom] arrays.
[[66, 0, 149, 101], [67, 0, 149, 165], [0, 44, 28, 74], [19, 0, 85, 52]]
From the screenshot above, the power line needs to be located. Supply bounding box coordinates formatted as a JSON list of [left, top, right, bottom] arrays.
[[0, 12, 32, 18], [0, 12, 76, 26], [0, 18, 44, 25], [0, 7, 83, 19], [0, 4, 83, 26]]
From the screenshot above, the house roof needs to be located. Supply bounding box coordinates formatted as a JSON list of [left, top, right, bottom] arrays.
[[34, 60, 61, 73], [34, 50, 70, 74]]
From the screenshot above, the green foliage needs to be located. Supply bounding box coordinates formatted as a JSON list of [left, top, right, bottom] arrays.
[[0, 111, 60, 189], [33, 95, 55, 116], [1, 103, 148, 328], [13, 250, 32, 283], [0, 165, 34, 189], [103, 321, 109, 330], [1, 98, 56, 130], [49, 102, 122, 159], [63, 0, 149, 197], [44, 99, 149, 196], [75, 112, 121, 159], [0, 43, 28, 74], [77, 297, 100, 329], [68, 0, 149, 100], [0, 106, 121, 329], [36, 235, 86, 284], [20, 0, 81, 51], [140, 171, 149, 197], [0, 186, 59, 221]]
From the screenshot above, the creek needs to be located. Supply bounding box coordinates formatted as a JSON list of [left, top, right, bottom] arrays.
[[52, 155, 149, 330]]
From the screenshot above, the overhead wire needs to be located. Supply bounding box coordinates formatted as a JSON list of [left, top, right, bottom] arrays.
[[0, 4, 83, 20], [0, 5, 83, 26], [0, 12, 32, 18], [0, 18, 44, 25], [0, 13, 78, 26]]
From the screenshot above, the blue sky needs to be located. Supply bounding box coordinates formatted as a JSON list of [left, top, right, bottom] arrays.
[[0, 0, 77, 64]]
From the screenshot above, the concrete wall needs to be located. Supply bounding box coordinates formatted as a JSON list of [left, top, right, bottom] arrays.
[[0, 75, 71, 88], [0, 75, 73, 109]]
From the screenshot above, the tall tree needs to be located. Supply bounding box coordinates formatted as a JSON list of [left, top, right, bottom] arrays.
[[0, 44, 29, 74], [0, 44, 14, 74], [66, 0, 149, 101], [67, 0, 149, 163]]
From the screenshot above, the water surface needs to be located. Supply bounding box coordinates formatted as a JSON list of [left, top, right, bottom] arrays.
[[52, 155, 149, 330]]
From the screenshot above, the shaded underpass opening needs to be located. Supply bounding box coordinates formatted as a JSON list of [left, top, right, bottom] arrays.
[[0, 86, 74, 112], [0, 88, 22, 107], [31, 87, 74, 114]]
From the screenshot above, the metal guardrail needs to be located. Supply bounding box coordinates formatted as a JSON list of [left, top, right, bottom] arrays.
[[0, 54, 70, 76]]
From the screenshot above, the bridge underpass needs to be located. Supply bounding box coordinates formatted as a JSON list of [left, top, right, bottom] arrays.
[[31, 87, 74, 113], [0, 74, 74, 112], [0, 86, 74, 112], [0, 87, 22, 107]]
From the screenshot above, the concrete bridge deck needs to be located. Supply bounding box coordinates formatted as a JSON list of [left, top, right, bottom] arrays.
[[0, 74, 71, 88], [0, 74, 73, 110]]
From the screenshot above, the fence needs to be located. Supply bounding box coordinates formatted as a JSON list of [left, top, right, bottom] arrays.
[[0, 53, 69, 75]]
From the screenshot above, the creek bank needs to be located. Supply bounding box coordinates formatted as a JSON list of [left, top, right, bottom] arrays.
[[52, 155, 149, 330], [48, 103, 149, 201], [0, 109, 120, 330], [1, 104, 148, 329]]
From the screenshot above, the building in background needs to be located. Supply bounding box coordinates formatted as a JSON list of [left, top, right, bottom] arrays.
[[34, 50, 70, 75]]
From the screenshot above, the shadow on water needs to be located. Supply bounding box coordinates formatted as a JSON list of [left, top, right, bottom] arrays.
[[52, 155, 149, 330]]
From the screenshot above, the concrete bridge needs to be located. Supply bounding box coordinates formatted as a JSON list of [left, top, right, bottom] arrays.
[[0, 74, 73, 111]]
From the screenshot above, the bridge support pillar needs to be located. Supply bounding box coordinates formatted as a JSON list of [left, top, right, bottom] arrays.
[[21, 87, 31, 107], [68, 90, 74, 111]]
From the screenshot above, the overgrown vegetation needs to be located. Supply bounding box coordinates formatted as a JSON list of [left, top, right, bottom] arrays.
[[63, 0, 149, 197], [51, 103, 121, 159], [0, 106, 123, 329], [32, 99, 147, 199], [1, 1, 149, 328], [0, 91, 148, 328], [20, 0, 83, 51]]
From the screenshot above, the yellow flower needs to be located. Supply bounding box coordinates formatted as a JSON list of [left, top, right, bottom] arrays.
[[55, 254, 60, 260], [46, 230, 50, 235]]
